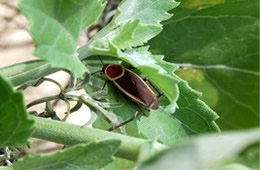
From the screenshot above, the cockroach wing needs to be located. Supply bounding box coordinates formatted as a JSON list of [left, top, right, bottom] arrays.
[[113, 69, 159, 110]]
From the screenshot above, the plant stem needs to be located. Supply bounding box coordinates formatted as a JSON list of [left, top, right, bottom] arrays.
[[32, 117, 167, 161], [0, 60, 57, 86], [26, 95, 60, 108]]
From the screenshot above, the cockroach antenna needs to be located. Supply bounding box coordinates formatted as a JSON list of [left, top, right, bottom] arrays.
[[98, 55, 104, 65]]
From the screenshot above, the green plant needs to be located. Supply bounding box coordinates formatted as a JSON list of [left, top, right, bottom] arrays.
[[0, 0, 258, 169]]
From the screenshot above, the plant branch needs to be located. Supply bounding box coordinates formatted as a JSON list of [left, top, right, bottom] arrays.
[[0, 60, 57, 86], [26, 95, 60, 109], [32, 117, 167, 161]]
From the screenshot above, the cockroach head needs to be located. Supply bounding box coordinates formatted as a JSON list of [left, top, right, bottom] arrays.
[[102, 64, 109, 72]]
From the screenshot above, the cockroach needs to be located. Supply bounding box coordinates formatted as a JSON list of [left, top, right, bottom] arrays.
[[102, 64, 159, 110], [93, 56, 161, 131]]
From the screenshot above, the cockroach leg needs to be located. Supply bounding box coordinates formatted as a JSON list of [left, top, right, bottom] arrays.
[[143, 78, 163, 98], [102, 80, 109, 90], [126, 66, 135, 70], [107, 100, 152, 131], [107, 111, 143, 131], [91, 70, 103, 75], [157, 93, 163, 98], [147, 96, 157, 111]]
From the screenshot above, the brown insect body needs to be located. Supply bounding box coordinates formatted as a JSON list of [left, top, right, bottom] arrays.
[[102, 64, 159, 110]]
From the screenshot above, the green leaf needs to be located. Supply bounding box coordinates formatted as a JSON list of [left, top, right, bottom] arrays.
[[135, 81, 219, 144], [19, 0, 105, 77], [104, 158, 136, 170], [116, 47, 180, 108], [79, 0, 181, 110], [86, 0, 179, 52], [92, 47, 219, 144], [167, 0, 258, 21], [138, 128, 259, 170], [135, 109, 193, 145], [94, 85, 184, 145], [12, 140, 121, 170], [95, 80, 219, 146], [0, 75, 34, 147], [174, 80, 220, 134], [85, 46, 180, 114], [177, 0, 258, 18], [215, 164, 252, 170], [232, 142, 259, 170], [148, 0, 259, 130]]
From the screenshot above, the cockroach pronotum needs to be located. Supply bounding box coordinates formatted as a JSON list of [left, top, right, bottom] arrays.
[[95, 57, 161, 131]]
